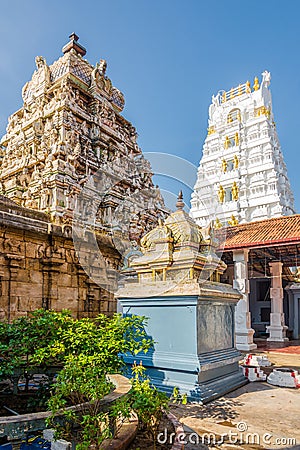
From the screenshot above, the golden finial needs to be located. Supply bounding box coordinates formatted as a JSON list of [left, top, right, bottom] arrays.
[[222, 91, 227, 103], [246, 80, 251, 93], [238, 84, 243, 96], [234, 132, 239, 146], [214, 217, 223, 229], [253, 76, 260, 91], [228, 214, 239, 226], [233, 154, 239, 169], [221, 158, 227, 173], [224, 136, 230, 149], [176, 190, 184, 210], [230, 88, 234, 99], [231, 181, 239, 201]]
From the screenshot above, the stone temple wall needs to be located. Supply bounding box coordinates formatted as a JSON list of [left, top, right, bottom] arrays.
[[0, 196, 119, 321]]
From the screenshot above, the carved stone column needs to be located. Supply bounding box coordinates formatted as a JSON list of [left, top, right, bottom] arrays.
[[4, 254, 24, 322], [267, 261, 288, 342], [233, 249, 257, 351]]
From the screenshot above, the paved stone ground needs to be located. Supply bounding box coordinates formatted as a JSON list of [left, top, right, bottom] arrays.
[[170, 346, 300, 450]]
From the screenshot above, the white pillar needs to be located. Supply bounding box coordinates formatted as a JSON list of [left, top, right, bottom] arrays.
[[233, 249, 257, 351], [294, 295, 299, 339], [266, 261, 288, 342]]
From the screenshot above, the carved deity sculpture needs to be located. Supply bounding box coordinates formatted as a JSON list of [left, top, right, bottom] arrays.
[[218, 185, 225, 203], [293, 267, 300, 283], [262, 70, 271, 88], [221, 159, 227, 173], [209, 94, 220, 120], [231, 181, 239, 201], [224, 136, 230, 149], [233, 155, 239, 169], [99, 59, 107, 76], [228, 214, 239, 226], [214, 217, 223, 229], [253, 77, 260, 91], [234, 132, 239, 146]]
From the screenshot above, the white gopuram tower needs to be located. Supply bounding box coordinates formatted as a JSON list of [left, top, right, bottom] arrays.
[[190, 71, 295, 227]]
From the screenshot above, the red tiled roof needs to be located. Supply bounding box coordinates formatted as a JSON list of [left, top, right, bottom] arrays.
[[217, 215, 300, 251]]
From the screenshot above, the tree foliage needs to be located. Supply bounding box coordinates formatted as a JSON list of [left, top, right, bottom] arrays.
[[0, 310, 169, 449], [0, 310, 152, 378]]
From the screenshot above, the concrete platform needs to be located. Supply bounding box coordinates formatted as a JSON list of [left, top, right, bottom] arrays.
[[170, 351, 300, 449]]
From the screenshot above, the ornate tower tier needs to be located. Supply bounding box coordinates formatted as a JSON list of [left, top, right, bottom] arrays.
[[190, 71, 295, 227], [0, 34, 166, 239]]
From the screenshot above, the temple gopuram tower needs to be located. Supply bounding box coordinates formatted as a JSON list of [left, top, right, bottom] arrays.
[[190, 71, 295, 227], [0, 33, 166, 238]]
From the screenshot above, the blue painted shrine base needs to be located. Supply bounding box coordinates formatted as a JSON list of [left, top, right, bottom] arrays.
[[119, 295, 247, 403]]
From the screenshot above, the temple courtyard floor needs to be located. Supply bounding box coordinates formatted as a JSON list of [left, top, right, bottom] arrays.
[[170, 342, 300, 449]]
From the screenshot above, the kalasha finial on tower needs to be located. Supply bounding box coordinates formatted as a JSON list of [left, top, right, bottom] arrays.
[[176, 190, 184, 210], [62, 32, 86, 56]]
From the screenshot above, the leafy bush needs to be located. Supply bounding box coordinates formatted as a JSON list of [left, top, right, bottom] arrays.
[[128, 362, 169, 447], [0, 310, 171, 449]]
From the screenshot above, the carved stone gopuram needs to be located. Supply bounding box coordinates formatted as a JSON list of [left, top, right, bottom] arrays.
[[0, 33, 166, 238], [0, 34, 167, 321]]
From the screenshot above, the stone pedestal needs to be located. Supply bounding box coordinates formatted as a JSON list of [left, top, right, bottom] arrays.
[[233, 250, 257, 351], [118, 281, 247, 403], [267, 261, 288, 342]]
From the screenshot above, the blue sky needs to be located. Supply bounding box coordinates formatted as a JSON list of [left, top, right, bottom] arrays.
[[0, 0, 299, 211]]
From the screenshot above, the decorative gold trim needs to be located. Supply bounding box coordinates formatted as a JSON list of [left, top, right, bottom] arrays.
[[255, 106, 270, 118], [253, 76, 260, 91]]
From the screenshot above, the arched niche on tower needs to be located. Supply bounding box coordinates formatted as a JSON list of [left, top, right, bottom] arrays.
[[227, 108, 241, 124]]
